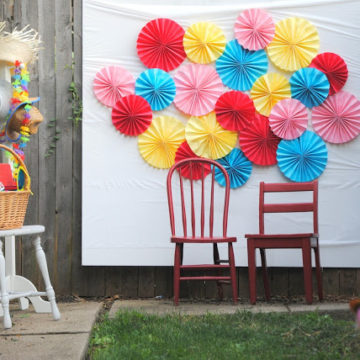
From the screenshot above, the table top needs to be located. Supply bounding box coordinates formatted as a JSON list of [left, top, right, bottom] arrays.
[[0, 225, 45, 237]]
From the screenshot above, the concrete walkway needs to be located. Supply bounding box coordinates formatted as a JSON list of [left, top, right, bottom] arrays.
[[0, 301, 102, 360]]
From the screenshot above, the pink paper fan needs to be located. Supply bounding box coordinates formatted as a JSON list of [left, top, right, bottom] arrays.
[[269, 99, 308, 140], [234, 9, 275, 51], [312, 91, 360, 144], [93, 66, 135, 107], [174, 63, 224, 116]]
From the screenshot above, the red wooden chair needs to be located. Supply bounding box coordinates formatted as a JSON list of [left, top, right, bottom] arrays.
[[167, 158, 238, 305], [245, 181, 323, 304]]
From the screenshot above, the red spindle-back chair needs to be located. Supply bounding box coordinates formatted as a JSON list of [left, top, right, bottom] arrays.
[[167, 158, 238, 305], [245, 180, 323, 304]]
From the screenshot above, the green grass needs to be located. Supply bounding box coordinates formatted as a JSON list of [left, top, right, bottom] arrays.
[[88, 310, 360, 360]]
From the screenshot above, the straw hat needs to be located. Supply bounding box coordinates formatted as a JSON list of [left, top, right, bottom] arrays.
[[0, 22, 41, 65]]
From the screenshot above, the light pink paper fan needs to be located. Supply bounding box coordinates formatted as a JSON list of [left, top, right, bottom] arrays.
[[93, 66, 135, 107], [312, 91, 360, 144], [269, 99, 308, 140], [234, 8, 275, 51], [174, 63, 224, 116]]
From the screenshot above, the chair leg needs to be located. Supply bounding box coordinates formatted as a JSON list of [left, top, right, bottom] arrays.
[[33, 236, 61, 320], [0, 239, 12, 329], [228, 243, 238, 304], [173, 244, 181, 306], [260, 248, 270, 301], [302, 240, 313, 304], [314, 246, 323, 301], [213, 243, 223, 300], [247, 239, 257, 305]]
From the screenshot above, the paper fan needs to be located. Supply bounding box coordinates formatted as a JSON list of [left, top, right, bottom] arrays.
[[135, 68, 176, 111], [234, 8, 275, 51], [111, 95, 152, 136], [136, 18, 186, 71], [215, 148, 252, 189], [175, 141, 211, 180], [277, 130, 328, 182], [309, 52, 348, 96], [185, 112, 237, 159], [174, 63, 223, 116], [215, 39, 268, 91], [269, 99, 308, 140], [312, 91, 360, 144], [290, 68, 329, 108], [138, 116, 185, 169], [239, 113, 281, 165], [250, 73, 291, 116], [183, 22, 226, 64], [93, 66, 135, 107], [267, 17, 319, 72], [215, 91, 256, 131]]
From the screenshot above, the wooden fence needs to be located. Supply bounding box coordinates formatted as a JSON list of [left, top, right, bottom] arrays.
[[1, 0, 359, 300]]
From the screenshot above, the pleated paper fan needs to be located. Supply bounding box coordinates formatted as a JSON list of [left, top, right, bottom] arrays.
[[312, 91, 360, 144], [216, 39, 268, 91], [183, 22, 226, 64], [239, 113, 281, 166], [309, 52, 348, 96], [93, 66, 135, 107], [234, 8, 275, 51], [250, 73, 291, 116], [135, 68, 176, 111], [185, 112, 237, 159], [112, 95, 152, 136], [267, 17, 319, 72], [174, 63, 223, 116], [290, 68, 329, 108], [175, 141, 211, 180], [138, 116, 185, 169], [277, 130, 328, 182], [136, 18, 186, 71], [269, 98, 308, 140], [215, 91, 256, 131], [215, 148, 252, 189]]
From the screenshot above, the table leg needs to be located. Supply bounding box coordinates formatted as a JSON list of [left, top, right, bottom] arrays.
[[0, 239, 12, 328]]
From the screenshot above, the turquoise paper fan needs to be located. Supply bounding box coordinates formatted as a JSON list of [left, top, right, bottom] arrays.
[[135, 68, 176, 111], [277, 130, 328, 182], [216, 39, 268, 91]]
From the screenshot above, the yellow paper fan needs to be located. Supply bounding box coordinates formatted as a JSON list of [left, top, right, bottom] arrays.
[[138, 116, 185, 169], [250, 73, 291, 116], [267, 17, 319, 72], [185, 112, 237, 159], [183, 22, 226, 64]]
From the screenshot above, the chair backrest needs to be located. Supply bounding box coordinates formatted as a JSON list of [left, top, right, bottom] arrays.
[[167, 158, 230, 238], [259, 181, 318, 234]]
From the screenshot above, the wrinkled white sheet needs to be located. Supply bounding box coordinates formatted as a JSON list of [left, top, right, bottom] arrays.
[[82, 0, 360, 266]]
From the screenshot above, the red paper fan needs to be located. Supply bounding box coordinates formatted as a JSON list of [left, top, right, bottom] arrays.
[[175, 141, 211, 180], [112, 95, 152, 136], [239, 113, 281, 165], [137, 18, 186, 72], [309, 52, 348, 96], [215, 91, 256, 131]]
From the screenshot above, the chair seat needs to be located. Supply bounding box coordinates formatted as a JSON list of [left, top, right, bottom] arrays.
[[171, 236, 236, 243], [245, 233, 318, 239], [245, 233, 318, 248]]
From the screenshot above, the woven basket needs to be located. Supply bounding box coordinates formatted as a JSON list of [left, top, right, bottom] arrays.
[[0, 144, 31, 230]]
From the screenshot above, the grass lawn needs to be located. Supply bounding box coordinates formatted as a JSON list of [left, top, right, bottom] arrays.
[[88, 310, 360, 360]]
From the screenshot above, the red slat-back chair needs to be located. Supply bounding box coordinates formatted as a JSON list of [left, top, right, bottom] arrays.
[[245, 181, 323, 304], [167, 158, 238, 305]]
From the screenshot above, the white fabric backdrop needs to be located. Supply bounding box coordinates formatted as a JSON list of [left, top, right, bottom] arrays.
[[82, 0, 360, 267]]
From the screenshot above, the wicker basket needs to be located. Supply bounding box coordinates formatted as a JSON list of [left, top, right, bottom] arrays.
[[0, 144, 31, 230]]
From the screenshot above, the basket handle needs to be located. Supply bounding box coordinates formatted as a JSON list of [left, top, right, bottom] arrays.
[[0, 144, 31, 191]]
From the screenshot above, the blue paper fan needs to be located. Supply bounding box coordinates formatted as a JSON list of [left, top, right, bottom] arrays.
[[215, 148, 252, 189], [135, 68, 176, 111], [290, 68, 329, 108], [216, 40, 268, 91], [277, 130, 328, 182]]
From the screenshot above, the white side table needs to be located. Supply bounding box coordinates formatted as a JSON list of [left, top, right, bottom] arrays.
[[0, 225, 60, 329]]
